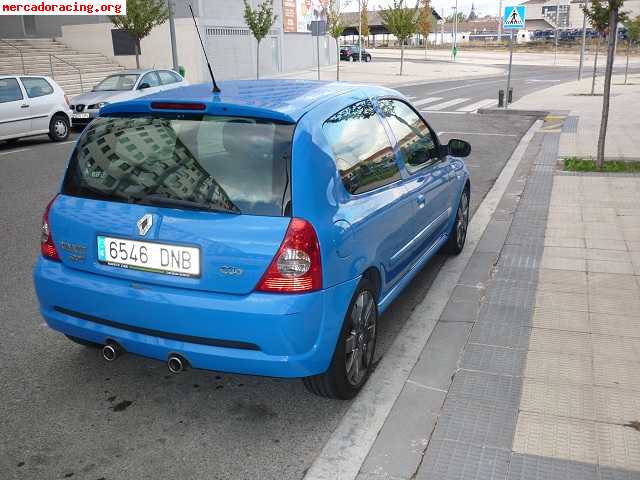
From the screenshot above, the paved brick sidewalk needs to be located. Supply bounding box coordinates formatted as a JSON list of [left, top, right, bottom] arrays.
[[357, 109, 640, 479]]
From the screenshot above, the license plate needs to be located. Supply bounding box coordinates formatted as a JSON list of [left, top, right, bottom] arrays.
[[97, 236, 200, 278], [73, 113, 90, 119]]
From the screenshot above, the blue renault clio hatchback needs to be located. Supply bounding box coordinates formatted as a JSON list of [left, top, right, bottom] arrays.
[[33, 80, 470, 399]]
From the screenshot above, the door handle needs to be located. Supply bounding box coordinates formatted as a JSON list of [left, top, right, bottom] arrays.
[[417, 194, 426, 208], [20, 104, 29, 108]]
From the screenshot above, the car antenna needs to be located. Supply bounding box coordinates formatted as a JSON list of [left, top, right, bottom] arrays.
[[188, 3, 221, 93]]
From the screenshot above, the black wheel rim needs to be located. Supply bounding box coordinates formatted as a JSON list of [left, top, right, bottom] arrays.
[[456, 191, 469, 249], [344, 290, 376, 386]]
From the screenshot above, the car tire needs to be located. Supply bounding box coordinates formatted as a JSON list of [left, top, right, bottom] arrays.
[[444, 186, 470, 255], [65, 334, 101, 348], [303, 277, 378, 399], [48, 114, 70, 142]]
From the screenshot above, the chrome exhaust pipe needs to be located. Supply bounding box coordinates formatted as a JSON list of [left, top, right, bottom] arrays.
[[102, 341, 120, 362], [167, 354, 185, 373]]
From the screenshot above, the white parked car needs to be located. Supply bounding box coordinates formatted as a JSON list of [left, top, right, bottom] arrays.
[[0, 75, 72, 143], [69, 69, 189, 128]]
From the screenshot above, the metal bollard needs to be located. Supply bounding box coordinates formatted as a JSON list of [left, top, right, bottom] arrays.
[[498, 89, 505, 108], [508, 88, 513, 104]]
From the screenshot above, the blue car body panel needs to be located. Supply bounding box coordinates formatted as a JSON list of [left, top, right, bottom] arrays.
[[34, 79, 469, 378]]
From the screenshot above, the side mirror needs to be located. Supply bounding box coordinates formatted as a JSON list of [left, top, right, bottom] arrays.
[[138, 82, 151, 90], [447, 138, 471, 157]]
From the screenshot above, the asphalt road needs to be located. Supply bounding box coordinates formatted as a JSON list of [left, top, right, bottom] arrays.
[[0, 97, 534, 479]]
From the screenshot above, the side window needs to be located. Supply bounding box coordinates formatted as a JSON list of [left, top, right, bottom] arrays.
[[139, 72, 161, 88], [0, 78, 23, 103], [378, 99, 439, 174], [158, 70, 181, 85], [20, 77, 54, 98], [323, 100, 401, 195]]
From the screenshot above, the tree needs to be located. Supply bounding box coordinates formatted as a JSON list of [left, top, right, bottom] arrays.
[[416, 0, 434, 57], [584, 0, 610, 95], [361, 0, 370, 47], [584, 0, 627, 168], [327, 0, 345, 80], [243, 0, 277, 80], [109, 0, 168, 69], [446, 11, 465, 23], [623, 16, 640, 84], [380, 0, 418, 75]]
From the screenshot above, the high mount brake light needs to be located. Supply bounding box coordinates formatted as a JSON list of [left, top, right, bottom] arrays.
[[150, 102, 207, 111], [41, 195, 60, 261], [256, 218, 322, 293]]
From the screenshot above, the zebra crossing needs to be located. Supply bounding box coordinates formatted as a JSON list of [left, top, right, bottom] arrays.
[[405, 95, 496, 113]]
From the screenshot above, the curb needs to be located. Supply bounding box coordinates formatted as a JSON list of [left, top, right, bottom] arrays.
[[478, 108, 549, 116]]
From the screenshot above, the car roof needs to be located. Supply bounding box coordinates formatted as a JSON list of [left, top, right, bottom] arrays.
[[99, 79, 396, 123]]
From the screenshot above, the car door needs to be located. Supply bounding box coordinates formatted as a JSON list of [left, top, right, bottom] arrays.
[[135, 71, 163, 97], [0, 77, 30, 140], [322, 99, 416, 290], [19, 77, 55, 133], [378, 98, 455, 255]]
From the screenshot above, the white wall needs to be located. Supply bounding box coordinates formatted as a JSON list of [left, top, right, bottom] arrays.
[[61, 19, 203, 81]]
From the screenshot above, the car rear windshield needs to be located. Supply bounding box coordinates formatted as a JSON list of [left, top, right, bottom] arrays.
[[63, 115, 294, 216]]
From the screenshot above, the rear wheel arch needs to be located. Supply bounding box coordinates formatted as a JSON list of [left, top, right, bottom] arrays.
[[361, 267, 381, 303]]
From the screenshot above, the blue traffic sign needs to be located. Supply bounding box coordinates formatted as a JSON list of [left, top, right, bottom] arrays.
[[503, 5, 525, 30]]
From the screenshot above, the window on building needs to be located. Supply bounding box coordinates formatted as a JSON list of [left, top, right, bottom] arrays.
[[323, 100, 400, 195], [0, 78, 23, 103], [378, 99, 439, 174], [20, 77, 53, 98]]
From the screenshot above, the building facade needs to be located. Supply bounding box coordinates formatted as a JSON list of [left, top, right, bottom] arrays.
[[0, 0, 337, 83]]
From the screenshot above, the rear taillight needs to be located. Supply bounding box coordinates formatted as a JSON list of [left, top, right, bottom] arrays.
[[256, 218, 322, 293], [41, 195, 60, 261]]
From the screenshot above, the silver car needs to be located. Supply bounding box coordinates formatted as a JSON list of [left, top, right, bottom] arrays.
[[70, 69, 188, 127]]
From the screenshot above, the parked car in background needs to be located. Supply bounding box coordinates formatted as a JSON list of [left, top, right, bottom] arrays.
[[0, 75, 71, 144], [69, 69, 188, 128], [33, 80, 471, 399], [340, 45, 372, 62]]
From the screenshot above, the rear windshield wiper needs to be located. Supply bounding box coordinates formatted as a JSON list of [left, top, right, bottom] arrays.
[[129, 193, 240, 214]]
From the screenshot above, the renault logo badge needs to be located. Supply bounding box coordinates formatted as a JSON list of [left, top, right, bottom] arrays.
[[137, 214, 153, 236]]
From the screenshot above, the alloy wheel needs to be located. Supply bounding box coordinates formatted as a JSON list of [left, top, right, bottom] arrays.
[[344, 290, 376, 386], [456, 191, 469, 250]]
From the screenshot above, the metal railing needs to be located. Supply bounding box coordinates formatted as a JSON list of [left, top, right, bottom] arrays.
[[0, 39, 26, 74], [49, 54, 84, 93]]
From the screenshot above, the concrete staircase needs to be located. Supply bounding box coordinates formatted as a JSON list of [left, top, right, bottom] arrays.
[[0, 38, 125, 96]]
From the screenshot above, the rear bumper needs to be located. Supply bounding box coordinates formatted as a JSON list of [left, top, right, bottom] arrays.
[[33, 258, 359, 378]]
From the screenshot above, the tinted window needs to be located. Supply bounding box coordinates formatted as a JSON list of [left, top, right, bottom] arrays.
[[323, 100, 400, 195], [378, 99, 439, 174], [0, 78, 23, 103], [158, 70, 181, 85], [93, 74, 139, 92], [63, 115, 294, 216], [20, 77, 54, 98], [139, 72, 161, 88]]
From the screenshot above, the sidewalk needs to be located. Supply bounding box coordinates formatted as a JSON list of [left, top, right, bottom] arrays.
[[271, 58, 503, 86], [511, 73, 640, 160], [306, 73, 640, 480]]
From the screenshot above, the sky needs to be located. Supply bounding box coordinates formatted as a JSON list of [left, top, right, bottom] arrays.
[[341, 0, 509, 19]]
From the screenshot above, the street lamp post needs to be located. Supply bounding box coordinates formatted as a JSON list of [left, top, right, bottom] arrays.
[[578, 0, 588, 79], [498, 0, 503, 42], [554, 0, 561, 65], [167, 0, 179, 71], [358, 0, 362, 62], [453, 0, 458, 60]]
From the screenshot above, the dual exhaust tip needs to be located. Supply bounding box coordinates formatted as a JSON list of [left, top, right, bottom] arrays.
[[101, 340, 187, 373]]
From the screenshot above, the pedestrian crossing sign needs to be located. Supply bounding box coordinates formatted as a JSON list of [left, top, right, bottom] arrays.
[[503, 5, 525, 30]]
